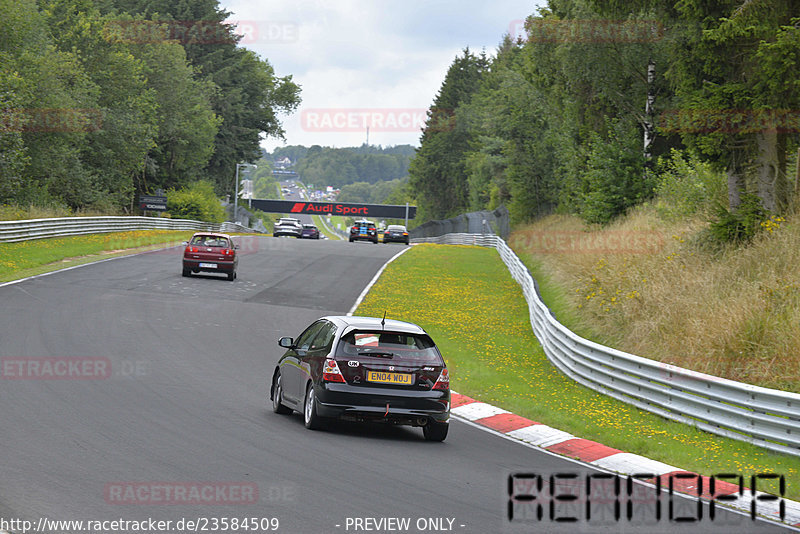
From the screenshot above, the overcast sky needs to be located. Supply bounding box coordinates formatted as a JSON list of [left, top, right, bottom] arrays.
[[218, 0, 545, 153]]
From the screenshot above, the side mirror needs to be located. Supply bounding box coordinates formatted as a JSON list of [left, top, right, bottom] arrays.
[[278, 337, 294, 349], [234, 244, 240, 250], [181, 241, 188, 246]]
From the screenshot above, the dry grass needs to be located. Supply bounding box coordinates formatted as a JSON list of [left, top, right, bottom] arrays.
[[510, 206, 800, 393], [0, 204, 120, 221]]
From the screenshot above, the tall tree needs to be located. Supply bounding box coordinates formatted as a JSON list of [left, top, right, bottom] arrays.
[[654, 0, 800, 212], [42, 0, 159, 209], [408, 48, 489, 220], [103, 0, 301, 196], [129, 35, 221, 192]]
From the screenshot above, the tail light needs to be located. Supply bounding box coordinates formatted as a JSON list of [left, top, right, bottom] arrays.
[[323, 359, 345, 383], [221, 248, 233, 256], [432, 368, 449, 391]]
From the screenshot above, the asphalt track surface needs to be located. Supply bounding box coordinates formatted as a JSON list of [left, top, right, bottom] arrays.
[[0, 237, 789, 534]]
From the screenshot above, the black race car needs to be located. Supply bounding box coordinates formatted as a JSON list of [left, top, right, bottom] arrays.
[[270, 315, 450, 441]]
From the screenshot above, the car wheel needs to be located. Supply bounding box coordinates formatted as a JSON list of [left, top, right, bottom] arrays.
[[227, 271, 235, 281], [303, 384, 324, 430], [349, 237, 354, 242], [423, 421, 448, 442], [272, 372, 292, 415], [182, 268, 191, 277]]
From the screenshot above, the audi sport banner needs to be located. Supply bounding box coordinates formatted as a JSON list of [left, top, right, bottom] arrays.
[[250, 199, 417, 219]]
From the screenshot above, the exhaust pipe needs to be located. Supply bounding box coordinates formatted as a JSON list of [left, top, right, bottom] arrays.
[[417, 417, 428, 427]]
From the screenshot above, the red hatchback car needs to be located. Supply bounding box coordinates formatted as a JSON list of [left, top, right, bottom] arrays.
[[182, 232, 239, 281]]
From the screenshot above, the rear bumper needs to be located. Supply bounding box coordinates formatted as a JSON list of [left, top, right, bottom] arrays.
[[316, 383, 450, 425], [274, 229, 301, 237], [349, 234, 377, 243], [183, 259, 236, 273]]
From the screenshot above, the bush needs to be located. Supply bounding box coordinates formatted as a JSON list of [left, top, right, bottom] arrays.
[[578, 122, 651, 225], [166, 181, 225, 223], [653, 150, 726, 219], [706, 193, 769, 245]]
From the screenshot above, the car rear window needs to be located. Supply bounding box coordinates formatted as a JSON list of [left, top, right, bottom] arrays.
[[191, 236, 229, 247], [335, 330, 443, 364]]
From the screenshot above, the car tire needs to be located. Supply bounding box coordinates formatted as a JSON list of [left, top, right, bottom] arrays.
[[303, 384, 324, 430], [349, 237, 354, 243], [182, 268, 190, 277], [423, 421, 448, 442], [272, 372, 292, 415], [227, 271, 235, 281]]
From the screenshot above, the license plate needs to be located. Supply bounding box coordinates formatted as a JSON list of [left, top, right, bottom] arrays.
[[367, 370, 413, 385], [199, 262, 217, 268]]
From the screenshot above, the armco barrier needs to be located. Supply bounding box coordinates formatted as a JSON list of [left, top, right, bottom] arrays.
[[413, 233, 800, 457], [0, 216, 257, 243]]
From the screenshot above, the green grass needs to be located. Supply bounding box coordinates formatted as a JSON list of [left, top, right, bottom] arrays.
[[312, 214, 345, 240], [354, 243, 800, 500], [0, 230, 196, 283]]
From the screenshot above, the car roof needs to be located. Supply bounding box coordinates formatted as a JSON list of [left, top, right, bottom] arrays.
[[302, 223, 317, 227], [322, 315, 427, 335], [387, 225, 406, 229]]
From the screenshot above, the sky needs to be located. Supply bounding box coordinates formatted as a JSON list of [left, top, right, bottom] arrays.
[[217, 0, 545, 153]]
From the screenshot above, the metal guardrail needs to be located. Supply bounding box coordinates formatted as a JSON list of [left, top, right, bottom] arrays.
[[413, 233, 800, 457], [410, 206, 510, 240], [0, 216, 256, 243]]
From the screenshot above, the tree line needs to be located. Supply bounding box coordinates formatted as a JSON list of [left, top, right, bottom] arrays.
[[268, 144, 415, 190], [409, 0, 800, 228], [0, 0, 300, 213]]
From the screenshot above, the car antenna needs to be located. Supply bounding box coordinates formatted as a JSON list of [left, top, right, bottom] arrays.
[[381, 311, 386, 330]]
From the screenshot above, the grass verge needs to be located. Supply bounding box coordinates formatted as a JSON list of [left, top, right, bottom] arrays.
[[508, 210, 800, 393], [312, 214, 345, 240], [0, 230, 196, 283], [354, 243, 800, 500]]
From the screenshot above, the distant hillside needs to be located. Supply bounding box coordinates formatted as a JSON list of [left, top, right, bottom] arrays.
[[264, 144, 415, 188]]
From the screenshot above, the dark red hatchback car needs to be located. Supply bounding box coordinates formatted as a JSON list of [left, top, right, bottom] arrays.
[[270, 315, 450, 441], [182, 232, 239, 280]]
